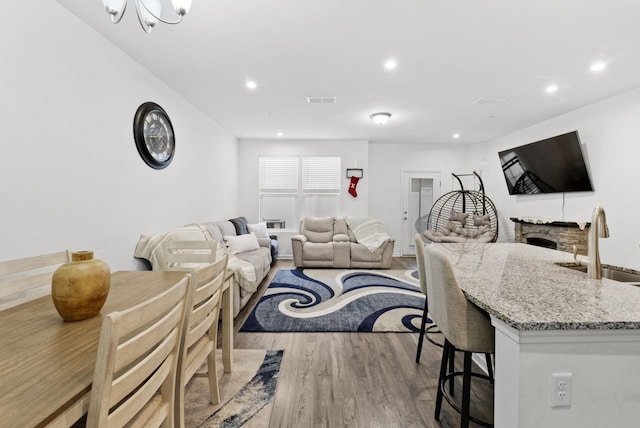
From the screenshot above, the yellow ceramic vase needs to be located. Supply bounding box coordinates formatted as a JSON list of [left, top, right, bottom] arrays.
[[51, 251, 110, 322]]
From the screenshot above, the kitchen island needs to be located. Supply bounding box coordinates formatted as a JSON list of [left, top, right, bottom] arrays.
[[430, 242, 640, 428]]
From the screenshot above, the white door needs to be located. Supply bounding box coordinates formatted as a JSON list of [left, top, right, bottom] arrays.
[[401, 171, 441, 255]]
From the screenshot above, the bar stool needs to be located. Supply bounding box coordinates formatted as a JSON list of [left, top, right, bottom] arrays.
[[414, 233, 443, 363], [415, 234, 493, 385], [425, 245, 495, 428]]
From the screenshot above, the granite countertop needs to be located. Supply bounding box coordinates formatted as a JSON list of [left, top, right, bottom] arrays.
[[430, 242, 640, 331]]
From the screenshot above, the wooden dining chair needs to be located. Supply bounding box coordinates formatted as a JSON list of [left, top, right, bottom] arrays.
[[162, 240, 217, 271], [86, 274, 192, 428], [176, 254, 229, 428], [0, 250, 71, 311]]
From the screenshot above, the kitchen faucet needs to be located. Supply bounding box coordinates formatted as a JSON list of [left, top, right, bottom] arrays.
[[588, 206, 609, 279]]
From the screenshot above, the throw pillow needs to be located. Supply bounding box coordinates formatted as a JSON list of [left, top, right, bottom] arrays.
[[224, 233, 260, 254], [473, 214, 491, 226], [247, 222, 270, 239], [449, 210, 469, 226], [229, 217, 249, 235]]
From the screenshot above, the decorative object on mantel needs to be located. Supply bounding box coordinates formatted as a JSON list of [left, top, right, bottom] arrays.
[[101, 0, 192, 34], [51, 251, 110, 322], [346, 168, 363, 198], [424, 171, 499, 243]]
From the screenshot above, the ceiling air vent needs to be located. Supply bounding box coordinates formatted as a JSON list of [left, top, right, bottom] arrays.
[[474, 97, 508, 105], [307, 96, 337, 104]]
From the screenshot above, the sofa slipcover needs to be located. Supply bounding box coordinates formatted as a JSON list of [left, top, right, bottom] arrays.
[[134, 217, 273, 318]]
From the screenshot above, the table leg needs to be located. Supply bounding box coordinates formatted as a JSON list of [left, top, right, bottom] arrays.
[[221, 276, 233, 373]]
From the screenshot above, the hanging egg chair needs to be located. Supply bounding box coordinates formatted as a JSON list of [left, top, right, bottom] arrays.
[[424, 172, 499, 243]]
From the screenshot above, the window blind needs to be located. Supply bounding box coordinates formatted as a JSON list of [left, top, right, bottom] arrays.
[[258, 157, 298, 192], [302, 156, 341, 193]]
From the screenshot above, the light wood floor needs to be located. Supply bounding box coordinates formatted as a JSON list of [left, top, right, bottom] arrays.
[[233, 258, 494, 427]]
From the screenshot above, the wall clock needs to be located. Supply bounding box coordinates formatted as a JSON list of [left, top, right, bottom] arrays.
[[133, 102, 175, 169]]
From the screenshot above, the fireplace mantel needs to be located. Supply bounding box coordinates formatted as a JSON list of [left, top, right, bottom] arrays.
[[510, 217, 591, 255]]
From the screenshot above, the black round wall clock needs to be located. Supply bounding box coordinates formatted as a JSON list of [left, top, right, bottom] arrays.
[[133, 102, 175, 169]]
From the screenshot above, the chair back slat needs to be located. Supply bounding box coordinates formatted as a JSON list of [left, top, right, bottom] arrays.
[[162, 240, 217, 271], [0, 251, 71, 310]]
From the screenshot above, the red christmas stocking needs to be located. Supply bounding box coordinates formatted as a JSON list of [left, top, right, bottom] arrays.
[[348, 176, 360, 197]]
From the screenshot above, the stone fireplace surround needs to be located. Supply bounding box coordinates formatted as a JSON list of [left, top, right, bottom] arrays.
[[511, 217, 591, 256]]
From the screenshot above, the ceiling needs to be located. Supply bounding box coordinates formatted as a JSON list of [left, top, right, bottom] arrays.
[[57, 0, 640, 144]]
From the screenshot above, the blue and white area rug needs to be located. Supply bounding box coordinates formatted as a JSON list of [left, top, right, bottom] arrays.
[[184, 349, 284, 428], [240, 269, 429, 332]]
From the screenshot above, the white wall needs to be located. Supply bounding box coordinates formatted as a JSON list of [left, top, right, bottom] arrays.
[[476, 88, 640, 271], [0, 3, 238, 270], [368, 143, 469, 254], [237, 139, 369, 222]]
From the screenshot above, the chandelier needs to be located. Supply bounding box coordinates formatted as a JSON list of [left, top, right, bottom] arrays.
[[101, 0, 192, 33]]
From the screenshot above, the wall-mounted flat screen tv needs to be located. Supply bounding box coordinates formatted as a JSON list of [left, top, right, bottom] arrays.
[[498, 131, 593, 195]]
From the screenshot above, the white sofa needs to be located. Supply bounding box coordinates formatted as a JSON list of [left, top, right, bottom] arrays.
[[134, 217, 272, 317]]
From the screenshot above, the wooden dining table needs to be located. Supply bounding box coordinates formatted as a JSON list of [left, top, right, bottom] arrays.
[[0, 270, 234, 428]]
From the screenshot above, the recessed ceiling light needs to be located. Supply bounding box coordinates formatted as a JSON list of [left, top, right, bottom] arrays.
[[545, 85, 558, 94], [590, 62, 607, 72], [277, 132, 283, 137], [453, 133, 460, 139], [246, 80, 257, 90], [384, 59, 397, 70]]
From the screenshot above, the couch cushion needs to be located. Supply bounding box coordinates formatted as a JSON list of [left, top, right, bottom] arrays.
[[215, 220, 237, 239], [201, 222, 223, 242], [302, 217, 334, 243], [334, 217, 348, 236]]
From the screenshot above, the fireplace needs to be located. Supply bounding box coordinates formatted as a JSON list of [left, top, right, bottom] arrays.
[[526, 236, 557, 250], [511, 218, 590, 255]]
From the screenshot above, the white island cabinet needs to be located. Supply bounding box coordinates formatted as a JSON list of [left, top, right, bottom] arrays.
[[431, 243, 640, 428]]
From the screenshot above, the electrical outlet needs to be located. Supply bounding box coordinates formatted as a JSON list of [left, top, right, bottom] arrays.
[[551, 373, 572, 407]]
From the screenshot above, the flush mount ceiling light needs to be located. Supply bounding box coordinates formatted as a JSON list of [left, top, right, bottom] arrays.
[[101, 0, 192, 34], [370, 112, 392, 125]]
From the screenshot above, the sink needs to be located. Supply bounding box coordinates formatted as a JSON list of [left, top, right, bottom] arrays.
[[554, 262, 640, 283], [602, 268, 640, 283], [555, 262, 588, 273]]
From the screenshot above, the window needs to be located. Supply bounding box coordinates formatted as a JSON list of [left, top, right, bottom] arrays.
[[259, 156, 341, 228], [302, 156, 341, 219], [259, 157, 298, 229]]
